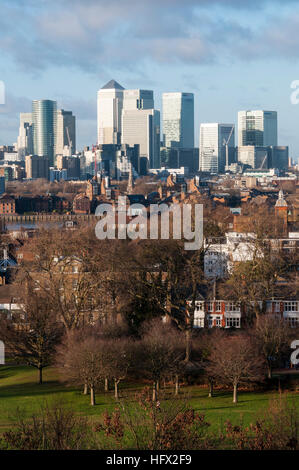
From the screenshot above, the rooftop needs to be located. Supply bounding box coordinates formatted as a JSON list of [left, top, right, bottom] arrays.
[[101, 79, 124, 90]]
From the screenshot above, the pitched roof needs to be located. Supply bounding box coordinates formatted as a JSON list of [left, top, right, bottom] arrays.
[[101, 79, 124, 90]]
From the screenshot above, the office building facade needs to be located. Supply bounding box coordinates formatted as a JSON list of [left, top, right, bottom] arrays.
[[32, 100, 57, 166], [123, 89, 154, 111], [25, 154, 49, 179], [162, 92, 194, 148], [200, 123, 235, 173], [55, 109, 76, 158], [238, 110, 277, 147], [17, 113, 33, 160], [97, 80, 124, 145], [122, 109, 160, 169]]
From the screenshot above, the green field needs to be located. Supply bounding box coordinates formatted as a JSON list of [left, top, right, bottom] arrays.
[[0, 365, 299, 435]]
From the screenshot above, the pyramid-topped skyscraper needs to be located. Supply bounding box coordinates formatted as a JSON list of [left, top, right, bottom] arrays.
[[101, 79, 124, 90], [97, 80, 125, 145]]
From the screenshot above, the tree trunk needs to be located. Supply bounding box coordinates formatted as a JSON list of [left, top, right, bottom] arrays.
[[105, 377, 109, 392], [38, 366, 43, 385], [208, 380, 213, 398], [114, 379, 119, 400], [233, 383, 238, 404], [83, 383, 88, 395], [267, 362, 272, 379], [156, 380, 159, 392], [185, 329, 192, 362], [175, 374, 179, 396], [90, 385, 96, 406], [152, 382, 157, 401]]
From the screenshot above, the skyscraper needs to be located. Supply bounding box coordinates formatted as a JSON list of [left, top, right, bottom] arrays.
[[97, 80, 124, 145], [123, 89, 154, 111], [32, 100, 57, 166], [122, 109, 160, 169], [238, 110, 277, 147], [55, 109, 76, 157], [200, 123, 235, 173], [17, 112, 33, 159], [162, 92, 194, 148]]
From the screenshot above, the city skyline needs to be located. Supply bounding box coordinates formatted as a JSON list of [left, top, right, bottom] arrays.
[[1, 1, 299, 160]]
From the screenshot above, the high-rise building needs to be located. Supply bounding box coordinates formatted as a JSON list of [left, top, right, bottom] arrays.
[[17, 113, 33, 160], [238, 146, 269, 169], [238, 110, 277, 147], [32, 100, 57, 166], [25, 154, 49, 179], [123, 89, 154, 111], [200, 123, 235, 173], [269, 146, 289, 169], [122, 109, 160, 169], [162, 92, 194, 148], [55, 109, 76, 158], [97, 80, 124, 145]]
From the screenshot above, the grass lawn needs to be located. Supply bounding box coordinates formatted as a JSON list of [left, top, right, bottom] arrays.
[[0, 365, 299, 434]]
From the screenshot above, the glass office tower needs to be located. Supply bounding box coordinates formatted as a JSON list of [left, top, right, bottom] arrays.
[[162, 92, 194, 149], [32, 100, 57, 165]]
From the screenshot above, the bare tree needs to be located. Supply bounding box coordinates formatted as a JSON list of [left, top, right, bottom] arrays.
[[207, 333, 265, 403], [135, 319, 185, 401], [103, 337, 132, 400], [0, 290, 63, 384], [252, 316, 291, 379], [57, 332, 106, 405]]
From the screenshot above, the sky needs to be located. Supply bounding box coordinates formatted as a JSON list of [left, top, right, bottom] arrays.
[[0, 0, 299, 160]]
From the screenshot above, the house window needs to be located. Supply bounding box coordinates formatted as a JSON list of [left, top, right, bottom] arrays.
[[287, 317, 299, 327], [193, 318, 204, 328], [215, 301, 221, 312], [226, 317, 241, 328], [207, 302, 213, 312], [226, 302, 240, 312], [284, 302, 298, 312], [273, 302, 281, 312], [215, 316, 222, 327]]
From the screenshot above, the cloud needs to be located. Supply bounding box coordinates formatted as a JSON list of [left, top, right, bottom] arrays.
[[0, 0, 299, 76]]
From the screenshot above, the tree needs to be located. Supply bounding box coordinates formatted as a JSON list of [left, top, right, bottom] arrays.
[[104, 337, 132, 400], [57, 332, 106, 405], [19, 228, 104, 334], [135, 320, 185, 401], [252, 316, 291, 379], [194, 329, 226, 398], [207, 333, 265, 403], [123, 239, 205, 361], [0, 291, 63, 384]]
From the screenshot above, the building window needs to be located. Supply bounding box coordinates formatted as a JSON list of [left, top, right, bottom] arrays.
[[215, 301, 221, 312], [273, 302, 281, 312], [284, 302, 298, 312], [226, 317, 241, 328], [207, 302, 213, 312], [226, 302, 240, 312], [287, 317, 299, 328], [194, 318, 204, 328], [215, 316, 222, 327]]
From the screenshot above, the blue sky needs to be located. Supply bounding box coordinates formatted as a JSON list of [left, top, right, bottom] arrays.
[[0, 0, 299, 160]]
